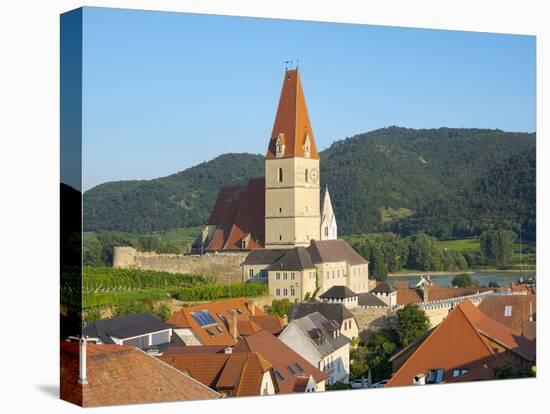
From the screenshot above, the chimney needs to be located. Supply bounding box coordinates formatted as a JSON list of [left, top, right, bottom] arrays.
[[413, 374, 426, 385], [224, 346, 233, 354], [229, 309, 238, 341], [78, 337, 88, 385], [247, 300, 256, 316]]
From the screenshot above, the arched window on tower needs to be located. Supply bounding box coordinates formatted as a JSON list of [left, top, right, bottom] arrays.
[[278, 168, 283, 183]]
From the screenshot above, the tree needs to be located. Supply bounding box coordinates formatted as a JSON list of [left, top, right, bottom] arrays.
[[266, 299, 292, 317], [451, 273, 479, 288], [350, 343, 369, 379], [480, 229, 517, 265], [395, 304, 430, 347], [365, 329, 399, 381]]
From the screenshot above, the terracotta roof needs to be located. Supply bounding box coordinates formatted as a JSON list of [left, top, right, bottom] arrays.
[[159, 352, 274, 397], [386, 300, 536, 387], [163, 345, 228, 355], [396, 286, 493, 305], [60, 341, 219, 407], [478, 295, 536, 339], [233, 330, 327, 393], [266, 69, 319, 160], [205, 178, 265, 251], [308, 239, 368, 266], [168, 298, 282, 345], [292, 375, 312, 392]]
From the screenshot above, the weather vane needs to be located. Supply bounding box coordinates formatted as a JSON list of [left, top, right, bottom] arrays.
[[283, 59, 300, 70]]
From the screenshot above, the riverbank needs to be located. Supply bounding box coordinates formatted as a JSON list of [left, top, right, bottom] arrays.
[[388, 268, 535, 277]]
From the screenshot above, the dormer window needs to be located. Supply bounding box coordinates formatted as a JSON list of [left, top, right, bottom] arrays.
[[303, 134, 311, 158], [275, 133, 285, 157]]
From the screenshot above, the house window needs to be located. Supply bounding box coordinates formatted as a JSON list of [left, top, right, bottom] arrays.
[[283, 288, 288, 296], [278, 168, 283, 183], [276, 288, 281, 296], [276, 273, 281, 280], [290, 272, 295, 280], [452, 368, 469, 377], [274, 370, 285, 382], [248, 269, 254, 279], [427, 369, 444, 384], [324, 226, 328, 237], [283, 273, 288, 280], [504, 305, 513, 317], [279, 235, 282, 241], [151, 331, 170, 346], [260, 269, 268, 278], [305, 169, 309, 183], [290, 288, 295, 296], [279, 207, 282, 213]]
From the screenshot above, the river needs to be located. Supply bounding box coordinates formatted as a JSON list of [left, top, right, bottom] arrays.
[[388, 270, 536, 288]]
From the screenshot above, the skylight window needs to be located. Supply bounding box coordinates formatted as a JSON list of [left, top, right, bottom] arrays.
[[216, 312, 226, 322], [216, 325, 224, 333], [452, 368, 469, 377], [205, 328, 216, 338], [274, 370, 285, 382], [504, 305, 513, 317], [286, 365, 296, 376], [294, 362, 304, 373], [427, 369, 444, 384], [191, 310, 217, 327], [236, 308, 244, 315]]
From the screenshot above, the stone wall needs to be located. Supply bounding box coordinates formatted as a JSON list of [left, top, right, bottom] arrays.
[[113, 246, 248, 284], [350, 307, 397, 341]]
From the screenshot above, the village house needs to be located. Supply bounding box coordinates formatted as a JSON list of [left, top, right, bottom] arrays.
[[167, 298, 285, 346], [82, 313, 178, 353], [60, 340, 219, 407], [386, 300, 536, 387], [370, 282, 397, 308], [159, 349, 278, 397], [233, 329, 328, 393], [288, 299, 359, 342], [278, 311, 350, 385], [478, 294, 536, 340]]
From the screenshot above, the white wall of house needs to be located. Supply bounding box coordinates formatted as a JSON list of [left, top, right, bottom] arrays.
[[242, 264, 270, 283], [260, 371, 277, 395], [268, 268, 316, 301]]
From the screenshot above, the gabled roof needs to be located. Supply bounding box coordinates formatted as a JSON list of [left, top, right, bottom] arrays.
[[266, 69, 319, 160], [233, 330, 327, 393], [205, 177, 265, 251], [288, 301, 354, 324], [308, 239, 368, 266], [287, 312, 350, 358], [60, 341, 218, 407], [478, 295, 536, 339], [320, 285, 357, 299], [386, 300, 536, 387], [167, 298, 283, 345], [321, 186, 336, 225], [269, 246, 315, 271], [159, 352, 274, 397], [242, 248, 288, 265], [82, 313, 173, 343]]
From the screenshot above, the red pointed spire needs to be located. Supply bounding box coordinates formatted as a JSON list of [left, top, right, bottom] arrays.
[[266, 69, 319, 160]]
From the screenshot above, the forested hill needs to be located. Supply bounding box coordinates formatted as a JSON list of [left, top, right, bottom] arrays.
[[83, 127, 535, 238]]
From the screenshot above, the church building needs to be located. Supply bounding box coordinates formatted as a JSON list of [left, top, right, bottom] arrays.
[[197, 68, 368, 299]]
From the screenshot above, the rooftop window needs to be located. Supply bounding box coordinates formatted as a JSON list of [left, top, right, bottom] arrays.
[[286, 365, 296, 376], [205, 328, 216, 338], [274, 370, 285, 382], [427, 369, 444, 384], [504, 305, 513, 317], [294, 362, 304, 373]]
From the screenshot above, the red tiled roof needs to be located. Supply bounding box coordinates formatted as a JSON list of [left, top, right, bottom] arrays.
[[168, 298, 282, 346], [233, 330, 327, 393], [159, 352, 275, 397], [478, 295, 536, 339], [60, 341, 219, 407], [266, 69, 319, 160], [206, 178, 265, 251], [386, 300, 536, 387]]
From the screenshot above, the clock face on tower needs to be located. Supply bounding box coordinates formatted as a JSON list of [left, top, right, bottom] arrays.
[[311, 167, 319, 184]]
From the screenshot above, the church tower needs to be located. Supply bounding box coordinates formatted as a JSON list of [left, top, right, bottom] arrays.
[[265, 69, 320, 248], [321, 186, 337, 240]]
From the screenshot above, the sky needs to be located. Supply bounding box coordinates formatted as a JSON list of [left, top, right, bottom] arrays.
[[80, 7, 536, 191]]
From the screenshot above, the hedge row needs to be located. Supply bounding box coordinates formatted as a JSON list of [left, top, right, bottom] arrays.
[[170, 283, 268, 301]]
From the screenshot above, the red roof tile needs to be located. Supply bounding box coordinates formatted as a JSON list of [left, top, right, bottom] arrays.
[[386, 300, 536, 387], [266, 69, 319, 160], [478, 295, 536, 339], [60, 341, 219, 407], [206, 178, 265, 251]]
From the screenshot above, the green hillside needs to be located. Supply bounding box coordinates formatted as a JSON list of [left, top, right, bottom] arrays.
[[83, 127, 535, 238]]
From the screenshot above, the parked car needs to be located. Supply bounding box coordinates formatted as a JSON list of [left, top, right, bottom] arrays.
[[350, 379, 369, 389], [370, 379, 389, 388]]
